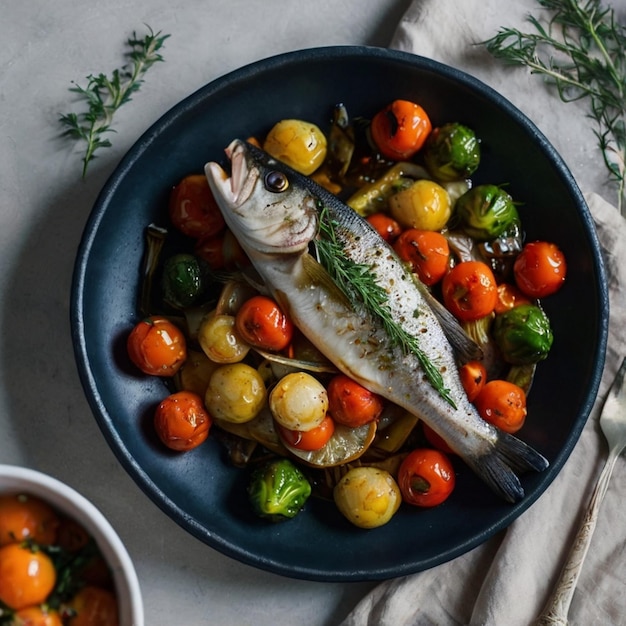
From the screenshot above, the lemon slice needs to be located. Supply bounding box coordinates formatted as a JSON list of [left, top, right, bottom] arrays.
[[282, 422, 377, 468]]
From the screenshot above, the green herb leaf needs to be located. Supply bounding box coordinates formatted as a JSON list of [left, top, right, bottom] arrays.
[[60, 26, 170, 178], [483, 0, 625, 214], [316, 207, 456, 408]]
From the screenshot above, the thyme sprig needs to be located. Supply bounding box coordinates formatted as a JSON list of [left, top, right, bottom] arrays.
[[315, 208, 456, 408], [483, 0, 626, 214], [60, 26, 170, 177]]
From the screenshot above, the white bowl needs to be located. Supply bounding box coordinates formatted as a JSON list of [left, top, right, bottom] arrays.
[[0, 464, 144, 626]]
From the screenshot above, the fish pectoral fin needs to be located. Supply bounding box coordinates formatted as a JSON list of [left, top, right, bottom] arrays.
[[301, 252, 353, 308]]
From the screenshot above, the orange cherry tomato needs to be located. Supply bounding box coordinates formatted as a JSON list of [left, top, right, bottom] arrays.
[[370, 100, 432, 160], [474, 380, 527, 433], [366, 213, 402, 243], [422, 423, 455, 455], [513, 241, 567, 298], [13, 606, 63, 626], [441, 261, 498, 321], [326, 374, 384, 428], [194, 229, 249, 271], [235, 295, 294, 352], [393, 229, 450, 286], [458, 360, 487, 402], [0, 544, 56, 610], [66, 585, 119, 626], [494, 282, 532, 314], [127, 316, 187, 377], [278, 414, 335, 451], [0, 493, 60, 547], [154, 390, 212, 451], [169, 174, 225, 239], [397, 448, 456, 507]]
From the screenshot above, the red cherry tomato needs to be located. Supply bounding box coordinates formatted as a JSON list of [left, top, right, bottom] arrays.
[[278, 414, 335, 451], [397, 448, 456, 507], [0, 544, 56, 610], [326, 374, 384, 427], [0, 494, 60, 547], [458, 360, 487, 402], [66, 586, 119, 626], [127, 316, 187, 377], [169, 174, 225, 239], [154, 391, 212, 451], [494, 282, 532, 314], [370, 100, 432, 160], [474, 380, 527, 433], [393, 228, 450, 286], [12, 606, 63, 626], [422, 423, 455, 455], [366, 213, 402, 243], [195, 229, 249, 271], [235, 295, 294, 352], [513, 241, 567, 298], [441, 261, 498, 321]]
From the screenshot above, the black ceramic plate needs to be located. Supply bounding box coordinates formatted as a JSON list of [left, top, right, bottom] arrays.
[[71, 46, 608, 581]]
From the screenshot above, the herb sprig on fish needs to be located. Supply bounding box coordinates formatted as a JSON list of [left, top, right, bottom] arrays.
[[315, 206, 456, 408]]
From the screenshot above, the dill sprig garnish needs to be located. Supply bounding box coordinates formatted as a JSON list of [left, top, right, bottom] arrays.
[[483, 0, 626, 214], [60, 26, 170, 178], [316, 207, 456, 408]]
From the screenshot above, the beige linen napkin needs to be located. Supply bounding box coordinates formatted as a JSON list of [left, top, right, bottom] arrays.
[[341, 2, 626, 625]]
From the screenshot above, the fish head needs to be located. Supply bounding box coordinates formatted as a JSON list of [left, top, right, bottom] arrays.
[[205, 139, 319, 257]]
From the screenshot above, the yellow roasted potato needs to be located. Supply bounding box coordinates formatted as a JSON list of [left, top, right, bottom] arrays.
[[333, 466, 402, 528], [269, 372, 328, 432], [205, 363, 267, 424]]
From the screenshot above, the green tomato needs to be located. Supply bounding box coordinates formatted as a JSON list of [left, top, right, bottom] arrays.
[[492, 303, 554, 365], [248, 458, 312, 522], [424, 122, 481, 182], [454, 184, 519, 241]]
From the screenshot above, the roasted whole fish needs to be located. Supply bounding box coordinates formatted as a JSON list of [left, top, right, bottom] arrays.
[[205, 139, 548, 503]]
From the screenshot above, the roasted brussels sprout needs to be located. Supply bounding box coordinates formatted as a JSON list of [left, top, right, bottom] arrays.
[[162, 253, 205, 309], [492, 303, 554, 365], [454, 185, 519, 241], [248, 458, 312, 522], [424, 122, 481, 181]]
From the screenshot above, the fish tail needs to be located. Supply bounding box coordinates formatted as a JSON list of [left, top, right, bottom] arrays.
[[470, 433, 549, 503]]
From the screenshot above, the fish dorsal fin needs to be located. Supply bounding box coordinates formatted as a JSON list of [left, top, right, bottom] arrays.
[[411, 274, 483, 363], [301, 252, 353, 309]]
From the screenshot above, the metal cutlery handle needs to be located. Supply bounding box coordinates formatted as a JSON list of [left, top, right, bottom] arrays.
[[534, 449, 619, 625]]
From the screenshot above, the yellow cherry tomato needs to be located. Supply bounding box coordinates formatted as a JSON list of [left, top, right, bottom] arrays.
[[263, 119, 327, 175], [388, 179, 451, 231]]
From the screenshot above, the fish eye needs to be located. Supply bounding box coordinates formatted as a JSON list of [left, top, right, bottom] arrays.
[[264, 171, 289, 193]]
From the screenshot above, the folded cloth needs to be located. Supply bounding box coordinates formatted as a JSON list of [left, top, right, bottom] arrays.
[[341, 2, 626, 625]]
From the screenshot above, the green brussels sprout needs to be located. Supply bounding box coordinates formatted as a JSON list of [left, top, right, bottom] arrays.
[[454, 184, 519, 241], [424, 122, 481, 181], [493, 303, 554, 365], [248, 458, 312, 522], [161, 253, 204, 309]]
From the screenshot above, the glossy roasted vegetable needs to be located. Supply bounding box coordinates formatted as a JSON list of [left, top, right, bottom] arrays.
[[492, 303, 554, 365], [161, 253, 205, 309], [263, 119, 327, 175], [454, 184, 519, 241], [248, 458, 312, 522], [424, 122, 481, 181]]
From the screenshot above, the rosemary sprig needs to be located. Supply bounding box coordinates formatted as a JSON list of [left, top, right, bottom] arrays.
[[60, 26, 170, 177], [483, 0, 626, 214], [316, 208, 456, 408]]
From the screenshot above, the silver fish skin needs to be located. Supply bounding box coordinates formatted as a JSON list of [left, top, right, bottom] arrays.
[[205, 139, 548, 503]]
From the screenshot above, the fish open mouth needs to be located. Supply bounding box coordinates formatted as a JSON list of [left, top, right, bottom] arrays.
[[204, 139, 259, 210]]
